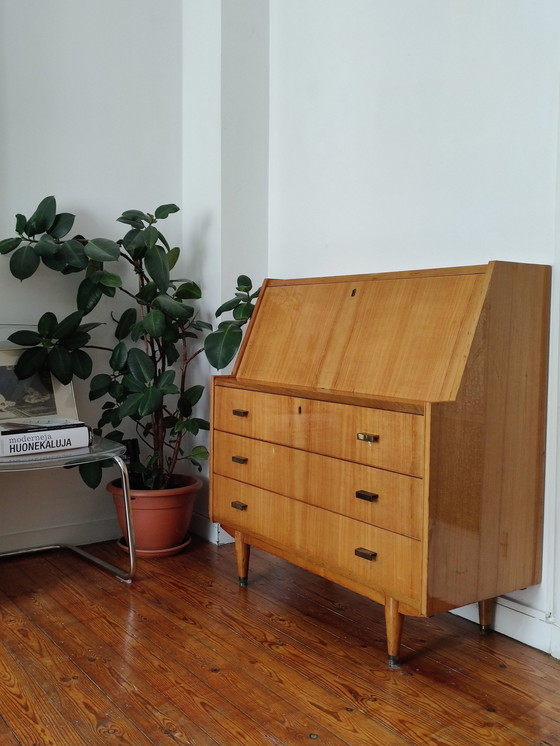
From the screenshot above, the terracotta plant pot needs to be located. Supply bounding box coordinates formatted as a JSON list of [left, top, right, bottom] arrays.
[[107, 474, 202, 557]]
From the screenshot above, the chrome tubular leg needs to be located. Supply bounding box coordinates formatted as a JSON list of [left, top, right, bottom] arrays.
[[67, 454, 137, 582]]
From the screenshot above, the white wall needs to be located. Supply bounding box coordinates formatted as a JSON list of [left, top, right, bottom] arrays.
[[0, 0, 184, 549], [269, 0, 560, 277], [182, 0, 270, 543], [268, 0, 560, 656]]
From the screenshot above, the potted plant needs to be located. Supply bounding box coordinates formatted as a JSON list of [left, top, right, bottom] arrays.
[[0, 196, 259, 555]]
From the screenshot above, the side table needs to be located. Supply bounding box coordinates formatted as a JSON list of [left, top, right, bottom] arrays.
[[0, 436, 136, 582]]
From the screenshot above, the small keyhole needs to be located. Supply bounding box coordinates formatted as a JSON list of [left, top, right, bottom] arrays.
[[298, 406, 302, 414], [351, 288, 357, 296]]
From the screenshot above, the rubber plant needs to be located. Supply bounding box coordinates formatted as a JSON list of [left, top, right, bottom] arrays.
[[0, 196, 259, 489]]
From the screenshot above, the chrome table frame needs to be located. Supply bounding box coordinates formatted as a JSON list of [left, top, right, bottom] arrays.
[[0, 437, 136, 583]]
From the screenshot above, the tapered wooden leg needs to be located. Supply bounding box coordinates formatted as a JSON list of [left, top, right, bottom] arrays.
[[235, 531, 250, 587], [478, 598, 496, 633], [385, 597, 404, 668]]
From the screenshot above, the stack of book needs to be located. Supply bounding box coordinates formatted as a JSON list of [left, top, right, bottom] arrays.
[[0, 416, 93, 458]]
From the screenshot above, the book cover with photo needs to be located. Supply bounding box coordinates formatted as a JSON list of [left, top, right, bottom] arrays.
[[0, 364, 57, 420]]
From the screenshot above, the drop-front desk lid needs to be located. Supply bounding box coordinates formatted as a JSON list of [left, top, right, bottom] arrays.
[[230, 261, 550, 405]]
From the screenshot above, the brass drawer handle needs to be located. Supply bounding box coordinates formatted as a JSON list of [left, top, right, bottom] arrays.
[[232, 456, 248, 464], [357, 432, 379, 443], [354, 547, 377, 561], [355, 490, 379, 502], [232, 409, 249, 417], [231, 501, 248, 511]]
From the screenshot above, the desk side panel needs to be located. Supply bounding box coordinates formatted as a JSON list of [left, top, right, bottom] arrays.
[[426, 262, 550, 614]]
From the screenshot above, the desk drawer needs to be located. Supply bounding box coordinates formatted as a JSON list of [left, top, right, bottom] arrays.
[[213, 387, 424, 476], [212, 475, 422, 604], [213, 431, 423, 539]]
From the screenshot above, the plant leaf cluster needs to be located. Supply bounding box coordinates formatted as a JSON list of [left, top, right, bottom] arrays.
[[0, 197, 259, 489]]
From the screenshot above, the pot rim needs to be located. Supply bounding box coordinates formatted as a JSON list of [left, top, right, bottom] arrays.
[[107, 474, 203, 498]]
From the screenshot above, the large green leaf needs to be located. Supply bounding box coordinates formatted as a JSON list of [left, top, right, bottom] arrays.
[[9, 244, 40, 280], [48, 212, 75, 239], [154, 369, 178, 394], [98, 270, 122, 288], [48, 345, 74, 384], [236, 275, 253, 292], [78, 321, 102, 334], [25, 196, 56, 236], [142, 309, 166, 337], [109, 341, 128, 372], [137, 387, 163, 417], [85, 238, 120, 262], [90, 373, 113, 400], [215, 296, 241, 317], [37, 311, 58, 337], [136, 281, 158, 303], [144, 244, 170, 292], [34, 234, 59, 257], [59, 331, 90, 350], [8, 329, 42, 346], [14, 346, 48, 379], [190, 445, 209, 461], [61, 239, 88, 269], [71, 349, 93, 379], [233, 302, 254, 320], [15, 214, 27, 234], [127, 347, 155, 383], [41, 251, 67, 272], [154, 203, 179, 219], [120, 209, 150, 222], [153, 294, 193, 322], [177, 384, 204, 417], [204, 322, 243, 369], [118, 392, 144, 418], [115, 308, 137, 340], [0, 237, 21, 254], [183, 384, 204, 407], [167, 246, 180, 270], [53, 310, 84, 340], [77, 277, 103, 313], [122, 374, 145, 393], [79, 461, 103, 489], [143, 225, 159, 250], [175, 280, 201, 300]]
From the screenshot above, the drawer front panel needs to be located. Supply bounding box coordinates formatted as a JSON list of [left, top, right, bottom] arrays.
[[214, 387, 424, 476], [212, 475, 422, 604], [213, 431, 423, 539]]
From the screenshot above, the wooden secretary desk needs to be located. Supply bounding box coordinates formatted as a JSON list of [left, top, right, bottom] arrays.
[[209, 261, 550, 666]]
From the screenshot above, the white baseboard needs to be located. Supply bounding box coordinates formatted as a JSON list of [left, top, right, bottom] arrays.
[[452, 597, 556, 656], [189, 512, 233, 545], [0, 517, 121, 553]]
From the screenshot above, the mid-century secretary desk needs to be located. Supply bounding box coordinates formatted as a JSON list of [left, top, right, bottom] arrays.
[[210, 261, 550, 665]]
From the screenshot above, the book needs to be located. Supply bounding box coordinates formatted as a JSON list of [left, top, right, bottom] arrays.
[[0, 416, 93, 457]]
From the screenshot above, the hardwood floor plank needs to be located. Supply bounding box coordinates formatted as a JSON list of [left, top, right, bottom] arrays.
[[190, 540, 556, 745], [43, 551, 403, 745], [0, 538, 558, 746], [0, 568, 196, 744], [2, 555, 281, 745], [93, 544, 521, 745], [0, 634, 91, 746]]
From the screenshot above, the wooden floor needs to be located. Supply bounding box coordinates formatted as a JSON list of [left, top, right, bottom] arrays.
[[0, 537, 558, 745]]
